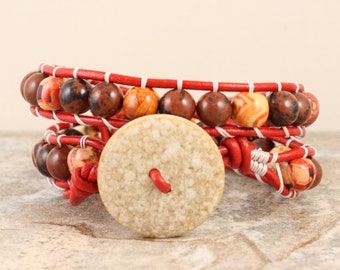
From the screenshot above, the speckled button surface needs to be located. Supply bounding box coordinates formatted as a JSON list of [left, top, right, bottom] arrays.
[[97, 115, 225, 238]]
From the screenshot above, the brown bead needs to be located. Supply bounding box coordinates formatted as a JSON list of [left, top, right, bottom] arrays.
[[197, 92, 232, 126], [21, 72, 48, 106], [34, 143, 54, 177], [89, 82, 123, 117], [251, 138, 275, 151], [159, 89, 196, 120], [268, 91, 299, 126], [21, 71, 38, 98], [293, 92, 312, 126], [303, 92, 320, 126], [46, 145, 71, 180], [122, 87, 159, 120], [308, 158, 322, 189], [59, 78, 92, 114]]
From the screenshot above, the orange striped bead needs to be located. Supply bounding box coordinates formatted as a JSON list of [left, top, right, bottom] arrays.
[[122, 87, 159, 120], [232, 92, 269, 127]]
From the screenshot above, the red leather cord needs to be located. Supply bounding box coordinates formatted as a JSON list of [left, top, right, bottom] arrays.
[[63, 162, 99, 206], [39, 64, 305, 92], [32, 106, 306, 144], [149, 169, 172, 193]]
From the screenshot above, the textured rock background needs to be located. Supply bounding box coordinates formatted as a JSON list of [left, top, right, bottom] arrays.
[[0, 132, 339, 269]]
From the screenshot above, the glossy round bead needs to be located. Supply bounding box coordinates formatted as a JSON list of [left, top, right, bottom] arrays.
[[122, 87, 159, 120], [21, 72, 47, 106], [37, 77, 64, 110], [281, 158, 316, 191], [59, 78, 92, 114], [309, 158, 322, 189], [292, 92, 312, 126], [60, 128, 84, 136], [197, 92, 232, 127], [159, 89, 196, 120], [268, 91, 299, 126], [32, 140, 44, 168], [232, 92, 269, 127], [34, 143, 54, 177], [89, 83, 123, 117], [21, 71, 38, 99], [251, 138, 275, 151], [67, 146, 100, 173], [46, 145, 71, 180], [303, 92, 320, 126]]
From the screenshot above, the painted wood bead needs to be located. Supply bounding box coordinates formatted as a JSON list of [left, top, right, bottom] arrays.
[[21, 72, 47, 106], [293, 92, 312, 126], [303, 92, 320, 126], [89, 82, 123, 117], [197, 92, 232, 127], [269, 145, 291, 172], [268, 91, 299, 126], [37, 77, 64, 110], [67, 146, 100, 173], [46, 145, 71, 180], [159, 89, 196, 120], [59, 78, 92, 114], [281, 158, 316, 191], [122, 87, 159, 120], [232, 92, 269, 127]]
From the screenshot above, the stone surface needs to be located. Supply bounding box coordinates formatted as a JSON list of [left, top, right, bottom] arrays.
[[0, 131, 339, 269]]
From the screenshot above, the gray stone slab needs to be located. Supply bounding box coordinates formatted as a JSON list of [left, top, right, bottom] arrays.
[[0, 132, 339, 269]]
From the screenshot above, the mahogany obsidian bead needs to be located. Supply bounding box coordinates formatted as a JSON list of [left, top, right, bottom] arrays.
[[303, 92, 320, 126], [196, 92, 232, 127], [34, 143, 54, 177], [46, 145, 71, 180], [32, 140, 44, 168], [21, 71, 38, 99], [21, 72, 48, 106], [37, 77, 64, 111], [122, 87, 159, 120], [59, 78, 92, 114], [292, 92, 312, 126], [268, 91, 299, 126], [89, 82, 123, 117], [251, 138, 275, 151], [159, 89, 196, 120], [309, 158, 322, 189], [59, 128, 83, 136]]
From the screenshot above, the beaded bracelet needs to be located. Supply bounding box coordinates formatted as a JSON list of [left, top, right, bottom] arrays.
[[21, 64, 321, 238]]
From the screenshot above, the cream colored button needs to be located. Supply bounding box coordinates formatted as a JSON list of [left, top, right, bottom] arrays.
[[98, 115, 225, 238]]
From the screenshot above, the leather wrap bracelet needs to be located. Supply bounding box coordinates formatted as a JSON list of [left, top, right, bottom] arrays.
[[21, 63, 321, 238]]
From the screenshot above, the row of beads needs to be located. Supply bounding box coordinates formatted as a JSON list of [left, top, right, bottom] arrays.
[[251, 138, 321, 191], [32, 128, 100, 181], [21, 72, 319, 128], [32, 126, 322, 193]]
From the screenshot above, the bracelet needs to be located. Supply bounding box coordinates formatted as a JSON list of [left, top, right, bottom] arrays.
[[21, 64, 321, 238]]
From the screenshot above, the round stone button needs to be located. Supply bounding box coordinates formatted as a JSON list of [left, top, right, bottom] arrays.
[[98, 114, 225, 238]]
